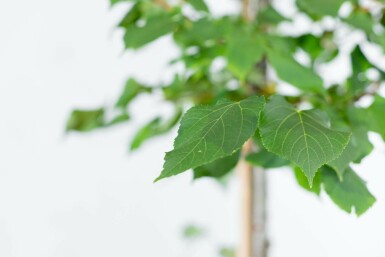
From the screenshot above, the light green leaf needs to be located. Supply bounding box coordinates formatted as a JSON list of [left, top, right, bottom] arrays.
[[193, 151, 240, 179], [259, 96, 350, 185], [182, 225, 205, 239], [226, 31, 264, 80], [246, 149, 290, 168], [266, 49, 325, 94], [115, 79, 151, 109], [294, 166, 321, 195], [257, 6, 289, 25], [130, 108, 182, 151], [343, 10, 374, 34], [296, 0, 345, 18], [220, 247, 236, 257], [322, 166, 376, 216], [156, 96, 265, 181], [188, 0, 209, 12]]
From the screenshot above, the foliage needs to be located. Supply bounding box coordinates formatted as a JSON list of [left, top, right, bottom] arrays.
[[66, 0, 385, 215]]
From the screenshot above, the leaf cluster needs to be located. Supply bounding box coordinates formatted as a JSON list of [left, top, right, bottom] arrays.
[[67, 0, 385, 215]]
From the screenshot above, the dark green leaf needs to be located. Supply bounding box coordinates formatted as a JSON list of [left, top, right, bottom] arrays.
[[66, 109, 105, 132], [259, 96, 351, 185], [193, 151, 240, 179], [246, 149, 290, 168], [156, 96, 265, 181]]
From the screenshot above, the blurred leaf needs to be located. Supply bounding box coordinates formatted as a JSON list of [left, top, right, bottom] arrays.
[[118, 2, 143, 28], [219, 247, 236, 257], [257, 6, 289, 25], [364, 95, 385, 139], [174, 17, 231, 46], [183, 225, 205, 239], [193, 150, 240, 179], [107, 112, 130, 126], [115, 79, 151, 109], [226, 30, 264, 80], [321, 166, 376, 216], [347, 46, 372, 96], [156, 96, 265, 181], [266, 48, 325, 94], [188, 0, 209, 12], [66, 109, 105, 132], [347, 107, 374, 161], [344, 9, 374, 34], [130, 108, 182, 151], [123, 11, 181, 49], [296, 0, 345, 18]]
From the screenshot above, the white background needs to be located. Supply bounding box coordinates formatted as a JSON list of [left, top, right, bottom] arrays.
[[1, 0, 385, 257]]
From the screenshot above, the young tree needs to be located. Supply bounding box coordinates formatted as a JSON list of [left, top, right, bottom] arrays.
[[66, 0, 383, 256]]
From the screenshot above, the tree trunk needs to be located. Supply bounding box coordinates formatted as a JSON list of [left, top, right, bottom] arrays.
[[239, 0, 269, 257]]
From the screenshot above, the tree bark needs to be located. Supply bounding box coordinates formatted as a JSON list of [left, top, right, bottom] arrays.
[[239, 0, 269, 257]]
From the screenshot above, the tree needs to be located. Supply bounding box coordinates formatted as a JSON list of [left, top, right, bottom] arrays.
[[66, 0, 383, 256]]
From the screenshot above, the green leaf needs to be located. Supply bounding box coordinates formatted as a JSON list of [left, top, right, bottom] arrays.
[[296, 0, 345, 18], [123, 12, 180, 49], [347, 46, 372, 96], [66, 109, 105, 132], [259, 96, 351, 185], [327, 139, 356, 180], [297, 33, 338, 64], [347, 107, 374, 161], [118, 2, 143, 28], [115, 79, 151, 109], [193, 151, 240, 179], [246, 149, 290, 168], [266, 48, 325, 94], [174, 17, 231, 46], [257, 6, 289, 25], [294, 166, 321, 195], [182, 225, 205, 239], [107, 112, 130, 126], [156, 96, 265, 181], [343, 10, 374, 34], [321, 166, 376, 216], [364, 95, 385, 138], [130, 108, 182, 151], [188, 0, 209, 12], [220, 247, 236, 257], [226, 31, 264, 80]]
